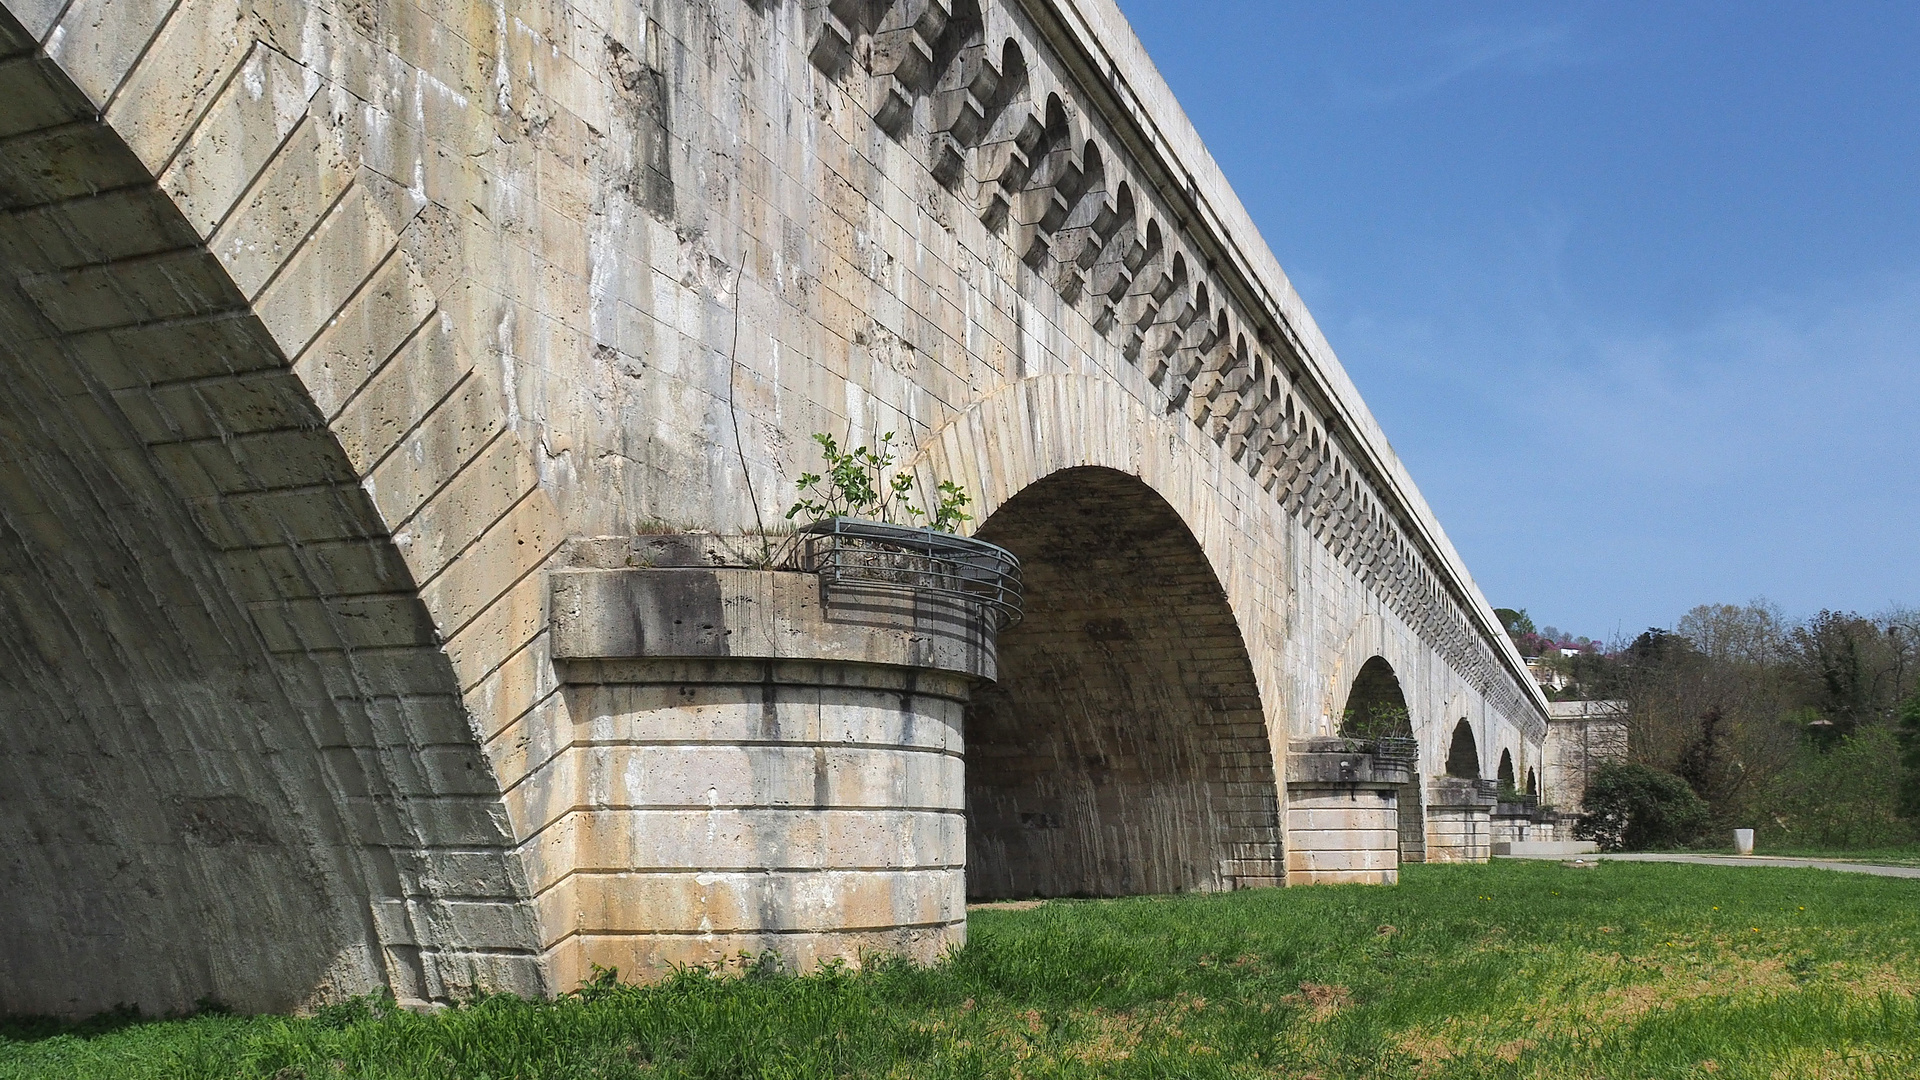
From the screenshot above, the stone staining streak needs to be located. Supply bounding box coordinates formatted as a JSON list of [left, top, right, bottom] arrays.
[[606, 21, 675, 221]]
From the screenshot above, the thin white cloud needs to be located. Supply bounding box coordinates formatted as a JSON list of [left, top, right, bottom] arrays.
[[1341, 258, 1920, 632], [1333, 22, 1578, 106]]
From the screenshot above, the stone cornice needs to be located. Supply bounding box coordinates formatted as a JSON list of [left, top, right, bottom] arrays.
[[1017, 0, 1548, 724]]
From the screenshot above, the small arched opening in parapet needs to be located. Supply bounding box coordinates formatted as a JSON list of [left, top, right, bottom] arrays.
[[1140, 218, 1165, 265], [963, 467, 1282, 899], [1497, 749, 1516, 793], [993, 40, 1029, 111], [1525, 767, 1538, 798], [1040, 93, 1071, 157], [929, 0, 984, 75], [1336, 656, 1425, 864], [1445, 720, 1481, 779], [1079, 140, 1106, 195]]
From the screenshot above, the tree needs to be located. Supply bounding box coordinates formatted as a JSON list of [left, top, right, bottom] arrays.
[[1507, 600, 1919, 849], [1788, 610, 1912, 736], [1495, 607, 1536, 640], [1901, 692, 1920, 822], [1600, 612, 1800, 826], [1765, 725, 1915, 847]]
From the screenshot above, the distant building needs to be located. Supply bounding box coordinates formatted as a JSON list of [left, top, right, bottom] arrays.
[[1525, 656, 1570, 693]]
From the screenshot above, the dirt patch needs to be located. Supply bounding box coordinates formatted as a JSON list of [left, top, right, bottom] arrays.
[[1063, 1008, 1143, 1065], [1281, 982, 1352, 1022], [1397, 1031, 1458, 1076], [967, 899, 1048, 911]]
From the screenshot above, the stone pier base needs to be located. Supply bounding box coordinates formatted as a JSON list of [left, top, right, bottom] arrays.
[[544, 539, 998, 987], [1284, 739, 1415, 885], [1426, 777, 1495, 863]]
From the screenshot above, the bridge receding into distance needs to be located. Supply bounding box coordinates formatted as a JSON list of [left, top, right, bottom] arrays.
[[0, 0, 1560, 1016]]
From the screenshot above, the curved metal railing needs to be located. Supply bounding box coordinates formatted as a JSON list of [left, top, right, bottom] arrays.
[[795, 517, 1024, 631], [1373, 735, 1419, 767]]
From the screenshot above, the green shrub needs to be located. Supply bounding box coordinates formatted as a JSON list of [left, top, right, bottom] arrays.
[[1574, 762, 1711, 850], [1760, 724, 1918, 849], [785, 432, 971, 533]]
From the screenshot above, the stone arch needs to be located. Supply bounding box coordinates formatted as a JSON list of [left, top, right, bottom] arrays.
[[1336, 656, 1410, 739], [0, 12, 544, 1016], [1525, 766, 1539, 797], [1334, 656, 1424, 864], [963, 467, 1280, 898], [1497, 748, 1516, 792], [905, 373, 1292, 732], [902, 374, 1298, 898], [1445, 719, 1482, 779]]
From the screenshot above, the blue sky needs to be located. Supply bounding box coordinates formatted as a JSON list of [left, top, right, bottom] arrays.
[[1116, 0, 1920, 641]]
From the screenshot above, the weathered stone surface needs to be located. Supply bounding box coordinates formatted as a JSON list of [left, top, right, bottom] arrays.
[[1284, 786, 1402, 886], [550, 565, 997, 680], [1426, 777, 1497, 864], [0, 0, 1553, 1014], [1544, 699, 1630, 811], [538, 561, 986, 982]]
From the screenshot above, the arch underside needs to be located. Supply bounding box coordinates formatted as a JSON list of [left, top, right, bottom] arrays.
[[963, 467, 1281, 899], [0, 21, 539, 1016], [1337, 656, 1424, 864], [1447, 720, 1483, 779]]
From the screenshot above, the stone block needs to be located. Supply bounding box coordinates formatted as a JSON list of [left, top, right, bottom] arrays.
[[0, 54, 91, 138], [536, 867, 963, 943], [210, 114, 356, 298], [20, 248, 240, 334], [254, 178, 412, 360], [296, 252, 444, 428], [550, 566, 996, 682], [160, 42, 317, 236], [364, 373, 505, 529]]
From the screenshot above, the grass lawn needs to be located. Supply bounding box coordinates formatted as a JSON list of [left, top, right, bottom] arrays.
[[4, 860, 1917, 1079]]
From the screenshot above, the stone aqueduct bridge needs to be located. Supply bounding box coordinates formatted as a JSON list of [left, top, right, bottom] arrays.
[[0, 0, 1551, 1015]]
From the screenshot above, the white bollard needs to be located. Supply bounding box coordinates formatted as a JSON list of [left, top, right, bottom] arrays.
[[1733, 828, 1755, 856]]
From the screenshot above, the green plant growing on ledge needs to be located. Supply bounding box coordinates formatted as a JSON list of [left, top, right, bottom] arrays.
[[786, 431, 972, 533], [1339, 702, 1411, 742]]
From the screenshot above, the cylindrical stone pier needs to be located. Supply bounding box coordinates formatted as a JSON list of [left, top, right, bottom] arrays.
[[1426, 776, 1495, 863], [1284, 738, 1414, 885], [542, 536, 999, 988]]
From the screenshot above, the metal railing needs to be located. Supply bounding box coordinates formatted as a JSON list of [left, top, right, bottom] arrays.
[[795, 517, 1024, 631], [1374, 735, 1419, 766]]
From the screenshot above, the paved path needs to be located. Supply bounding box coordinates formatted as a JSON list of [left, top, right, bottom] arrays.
[[1501, 852, 1920, 879]]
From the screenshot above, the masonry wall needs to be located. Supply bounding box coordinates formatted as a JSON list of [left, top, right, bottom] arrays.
[[0, 0, 1549, 1012]]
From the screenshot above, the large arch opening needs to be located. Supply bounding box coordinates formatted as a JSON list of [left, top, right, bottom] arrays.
[[1497, 749, 1517, 793], [1335, 656, 1423, 863], [963, 467, 1281, 899], [0, 23, 538, 1015], [1446, 720, 1482, 779]]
